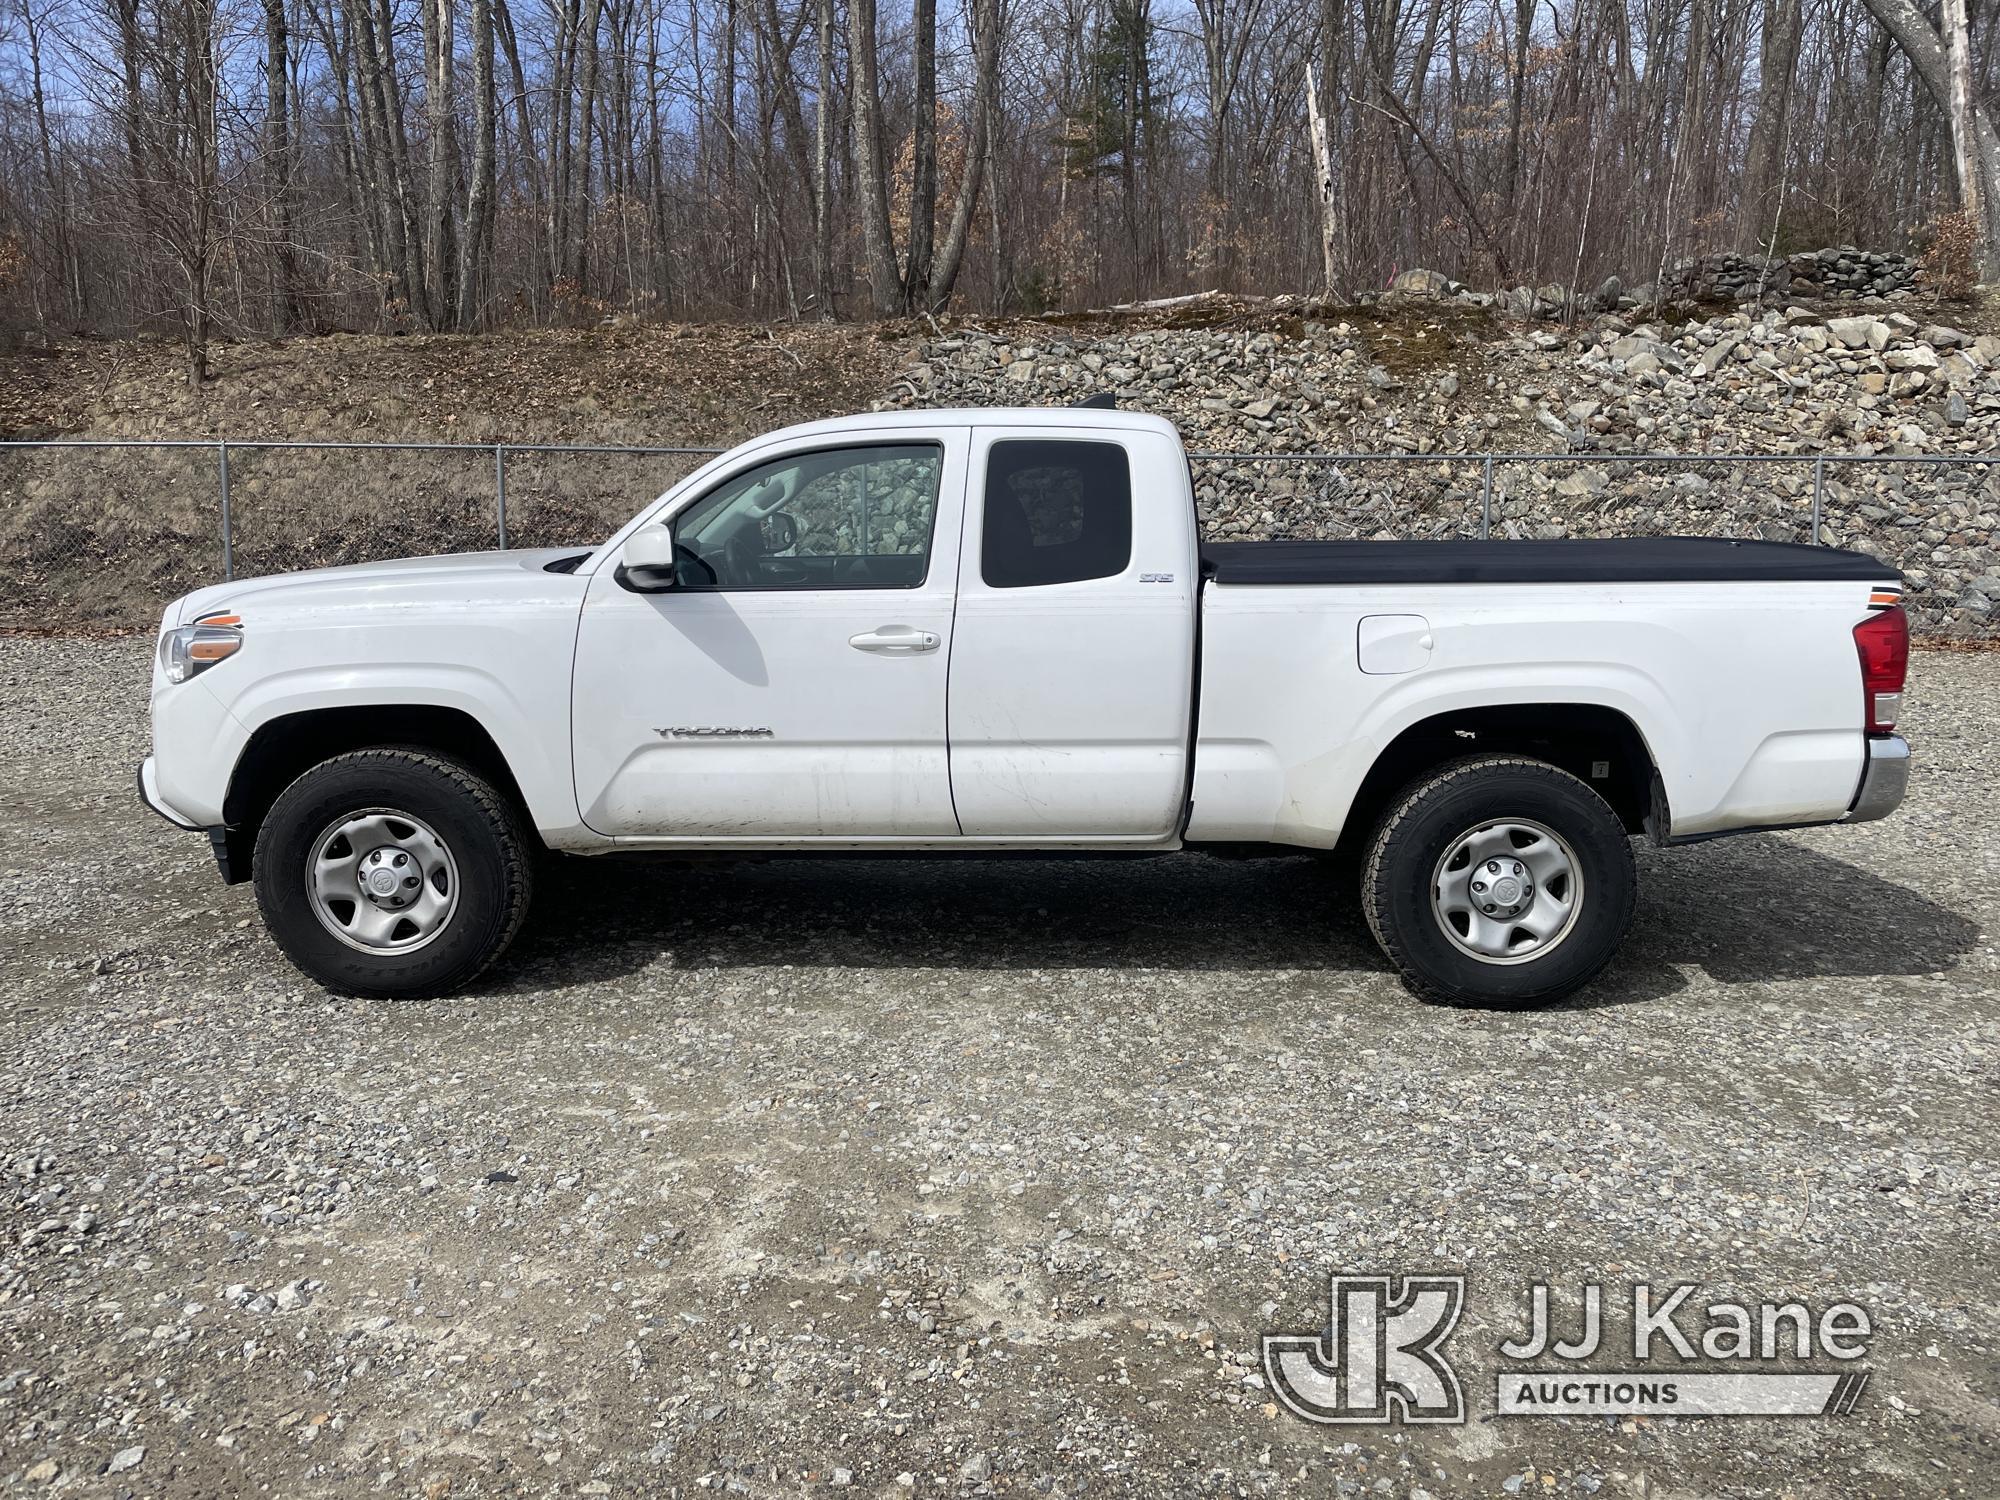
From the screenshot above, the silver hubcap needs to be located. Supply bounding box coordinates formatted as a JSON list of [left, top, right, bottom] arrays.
[[307, 809, 459, 954], [1431, 818, 1583, 965]]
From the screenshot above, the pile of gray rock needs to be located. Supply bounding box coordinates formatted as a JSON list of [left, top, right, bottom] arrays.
[[885, 302, 2000, 632]]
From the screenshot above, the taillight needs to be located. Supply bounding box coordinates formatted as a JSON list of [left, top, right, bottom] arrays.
[[1852, 606, 1908, 734]]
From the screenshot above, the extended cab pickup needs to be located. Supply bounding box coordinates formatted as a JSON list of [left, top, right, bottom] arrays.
[[140, 408, 1912, 1005]]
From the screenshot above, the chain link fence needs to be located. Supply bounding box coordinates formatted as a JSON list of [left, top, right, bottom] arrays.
[[4, 440, 1996, 633]]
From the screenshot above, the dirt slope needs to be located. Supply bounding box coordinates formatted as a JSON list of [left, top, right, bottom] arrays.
[[0, 324, 916, 627], [0, 323, 910, 445]]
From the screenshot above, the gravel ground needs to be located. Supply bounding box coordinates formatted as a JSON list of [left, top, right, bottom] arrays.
[[1, 638, 1995, 1499]]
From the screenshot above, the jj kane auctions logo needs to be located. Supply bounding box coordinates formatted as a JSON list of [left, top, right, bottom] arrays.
[[1262, 1276, 1874, 1424]]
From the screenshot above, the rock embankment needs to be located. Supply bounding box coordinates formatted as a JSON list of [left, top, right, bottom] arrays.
[[886, 300, 2000, 632]]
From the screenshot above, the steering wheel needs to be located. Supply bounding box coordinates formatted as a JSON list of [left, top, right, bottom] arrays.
[[724, 525, 808, 586], [723, 528, 765, 585]]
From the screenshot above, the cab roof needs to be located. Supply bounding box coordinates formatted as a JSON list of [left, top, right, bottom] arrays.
[[745, 406, 1182, 447]]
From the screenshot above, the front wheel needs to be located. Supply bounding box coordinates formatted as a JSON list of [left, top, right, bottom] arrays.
[[253, 749, 535, 998], [1363, 755, 1636, 1007]]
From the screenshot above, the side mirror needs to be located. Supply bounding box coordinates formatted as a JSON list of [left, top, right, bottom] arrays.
[[762, 511, 799, 553], [615, 527, 678, 593]]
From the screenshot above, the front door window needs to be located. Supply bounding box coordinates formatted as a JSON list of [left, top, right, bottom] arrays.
[[671, 444, 944, 591]]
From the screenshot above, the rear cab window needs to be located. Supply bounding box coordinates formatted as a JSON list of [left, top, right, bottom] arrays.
[[981, 440, 1133, 588]]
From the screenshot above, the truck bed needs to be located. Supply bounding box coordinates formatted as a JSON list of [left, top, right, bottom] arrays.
[[1199, 536, 1900, 586]]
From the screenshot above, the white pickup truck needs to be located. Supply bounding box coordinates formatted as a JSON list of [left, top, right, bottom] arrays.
[[140, 408, 1911, 1006]]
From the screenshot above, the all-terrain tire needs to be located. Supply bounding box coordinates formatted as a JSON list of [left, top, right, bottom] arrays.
[[253, 749, 534, 998], [1363, 755, 1636, 1007]]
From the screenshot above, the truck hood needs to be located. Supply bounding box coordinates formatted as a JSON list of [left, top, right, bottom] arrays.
[[169, 548, 588, 624]]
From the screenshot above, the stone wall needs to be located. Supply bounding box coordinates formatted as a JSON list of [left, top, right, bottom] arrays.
[[1661, 248, 1922, 304], [1374, 248, 1923, 319]]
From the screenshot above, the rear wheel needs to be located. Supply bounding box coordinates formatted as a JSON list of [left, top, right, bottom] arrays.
[[253, 749, 534, 998], [1363, 755, 1635, 1007]]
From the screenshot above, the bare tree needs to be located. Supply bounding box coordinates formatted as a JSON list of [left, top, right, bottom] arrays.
[[811, 0, 837, 314], [5, 0, 1993, 338], [1941, 0, 1986, 245], [1856, 0, 2000, 272], [930, 0, 1000, 306], [422, 0, 459, 323], [457, 0, 499, 323], [1305, 59, 1341, 296], [96, 0, 227, 383], [1739, 0, 1802, 250], [17, 0, 85, 326], [845, 0, 899, 313]]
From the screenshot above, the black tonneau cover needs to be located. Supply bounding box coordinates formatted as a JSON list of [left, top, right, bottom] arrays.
[[1199, 536, 1899, 586]]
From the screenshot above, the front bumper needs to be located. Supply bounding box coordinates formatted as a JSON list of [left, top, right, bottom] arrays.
[[139, 757, 248, 881], [137, 756, 200, 829], [1843, 735, 1910, 823]]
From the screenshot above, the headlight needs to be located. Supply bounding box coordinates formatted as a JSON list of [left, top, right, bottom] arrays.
[[160, 617, 243, 683]]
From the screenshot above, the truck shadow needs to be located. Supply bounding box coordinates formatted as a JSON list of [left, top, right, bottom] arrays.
[[1623, 834, 1979, 986], [505, 834, 1974, 1002]]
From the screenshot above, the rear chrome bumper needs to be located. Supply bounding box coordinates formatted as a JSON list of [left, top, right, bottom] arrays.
[[1843, 735, 1910, 823]]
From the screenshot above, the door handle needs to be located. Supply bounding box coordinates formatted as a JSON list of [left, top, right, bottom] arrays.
[[849, 625, 940, 654]]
